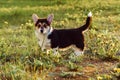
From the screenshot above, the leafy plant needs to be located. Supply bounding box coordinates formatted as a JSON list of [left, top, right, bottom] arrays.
[[96, 74, 112, 80], [111, 64, 120, 79], [87, 29, 120, 60], [66, 61, 83, 71], [60, 71, 83, 78]]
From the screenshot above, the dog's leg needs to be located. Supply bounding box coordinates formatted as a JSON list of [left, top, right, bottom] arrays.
[[73, 47, 84, 56], [41, 47, 45, 51], [38, 41, 45, 51], [38, 41, 42, 47], [52, 47, 59, 55], [38, 41, 44, 51]]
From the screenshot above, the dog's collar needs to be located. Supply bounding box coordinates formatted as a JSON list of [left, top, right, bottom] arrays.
[[47, 27, 53, 35]]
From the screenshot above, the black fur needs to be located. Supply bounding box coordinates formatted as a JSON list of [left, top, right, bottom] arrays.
[[35, 19, 50, 26], [48, 17, 92, 51]]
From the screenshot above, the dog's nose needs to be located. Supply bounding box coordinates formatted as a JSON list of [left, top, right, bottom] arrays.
[[40, 29, 43, 33]]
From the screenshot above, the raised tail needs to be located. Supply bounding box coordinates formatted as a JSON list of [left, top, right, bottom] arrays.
[[79, 12, 92, 31]]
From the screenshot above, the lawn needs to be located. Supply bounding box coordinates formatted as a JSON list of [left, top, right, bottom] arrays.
[[0, 0, 120, 80]]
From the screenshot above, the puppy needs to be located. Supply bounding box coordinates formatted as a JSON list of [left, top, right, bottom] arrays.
[[32, 12, 92, 56]]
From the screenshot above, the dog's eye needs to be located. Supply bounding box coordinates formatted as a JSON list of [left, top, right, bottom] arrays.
[[38, 25, 41, 28], [43, 24, 47, 28], [37, 23, 42, 28]]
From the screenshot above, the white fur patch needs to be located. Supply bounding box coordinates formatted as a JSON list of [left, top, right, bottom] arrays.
[[35, 27, 53, 51], [74, 50, 84, 56], [73, 46, 84, 56], [88, 12, 92, 17]]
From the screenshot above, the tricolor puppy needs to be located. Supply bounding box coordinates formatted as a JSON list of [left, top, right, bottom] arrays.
[[32, 12, 92, 56]]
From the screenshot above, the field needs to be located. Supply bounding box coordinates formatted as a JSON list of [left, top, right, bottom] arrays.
[[0, 0, 120, 80]]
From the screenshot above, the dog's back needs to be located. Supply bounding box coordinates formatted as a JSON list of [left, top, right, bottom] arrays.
[[48, 12, 92, 51]]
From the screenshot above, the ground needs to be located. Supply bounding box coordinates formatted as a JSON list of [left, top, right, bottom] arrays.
[[48, 56, 119, 80]]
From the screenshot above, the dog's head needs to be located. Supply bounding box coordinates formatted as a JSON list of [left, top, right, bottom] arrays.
[[32, 14, 54, 34]]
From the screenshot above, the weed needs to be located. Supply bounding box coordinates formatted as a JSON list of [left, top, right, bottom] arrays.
[[87, 29, 120, 60]]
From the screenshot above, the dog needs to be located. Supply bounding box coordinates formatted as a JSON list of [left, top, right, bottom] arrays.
[[32, 12, 92, 56]]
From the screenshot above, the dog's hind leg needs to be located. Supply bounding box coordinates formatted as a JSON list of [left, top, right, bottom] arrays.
[[73, 47, 84, 56], [73, 44, 84, 56]]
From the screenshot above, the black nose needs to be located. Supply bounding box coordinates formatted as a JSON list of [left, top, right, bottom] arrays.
[[40, 30, 43, 33]]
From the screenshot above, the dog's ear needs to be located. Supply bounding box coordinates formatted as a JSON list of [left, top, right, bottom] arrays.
[[47, 14, 54, 24], [32, 14, 39, 24]]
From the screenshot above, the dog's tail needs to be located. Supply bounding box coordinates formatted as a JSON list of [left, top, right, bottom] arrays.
[[79, 12, 92, 31]]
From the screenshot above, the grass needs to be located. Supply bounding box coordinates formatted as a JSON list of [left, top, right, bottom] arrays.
[[0, 0, 120, 80]]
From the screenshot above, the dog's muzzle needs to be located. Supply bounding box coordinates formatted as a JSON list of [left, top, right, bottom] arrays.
[[40, 29, 43, 33], [40, 27, 44, 33]]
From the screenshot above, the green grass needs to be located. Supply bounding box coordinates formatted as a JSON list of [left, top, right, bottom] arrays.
[[0, 0, 120, 80]]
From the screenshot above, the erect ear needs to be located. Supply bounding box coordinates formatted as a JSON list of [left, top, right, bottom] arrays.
[[32, 14, 39, 24], [47, 14, 54, 24]]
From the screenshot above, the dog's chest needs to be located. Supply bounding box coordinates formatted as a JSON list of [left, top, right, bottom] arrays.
[[35, 31, 51, 49]]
